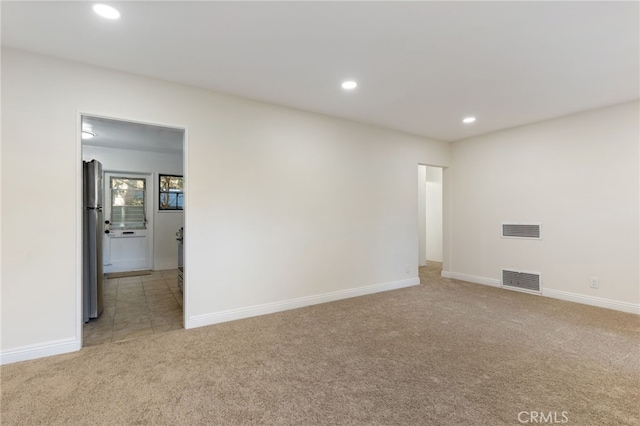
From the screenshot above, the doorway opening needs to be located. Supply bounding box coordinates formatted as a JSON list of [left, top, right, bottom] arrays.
[[418, 164, 444, 277], [80, 114, 186, 347]]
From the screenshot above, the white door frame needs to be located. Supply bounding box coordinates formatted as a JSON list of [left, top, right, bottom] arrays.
[[418, 163, 446, 270], [77, 112, 188, 348]]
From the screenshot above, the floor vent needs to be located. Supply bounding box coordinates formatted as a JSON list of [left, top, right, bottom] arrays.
[[502, 223, 541, 239], [502, 269, 541, 293]]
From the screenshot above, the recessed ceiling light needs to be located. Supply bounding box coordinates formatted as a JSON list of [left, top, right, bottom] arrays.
[[82, 131, 96, 140], [341, 81, 357, 90], [462, 116, 476, 124], [93, 4, 120, 20]]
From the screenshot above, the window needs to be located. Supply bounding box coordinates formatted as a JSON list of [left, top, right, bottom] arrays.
[[110, 177, 146, 229], [159, 174, 184, 210]]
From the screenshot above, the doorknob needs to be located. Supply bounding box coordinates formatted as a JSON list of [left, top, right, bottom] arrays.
[[105, 230, 110, 234]]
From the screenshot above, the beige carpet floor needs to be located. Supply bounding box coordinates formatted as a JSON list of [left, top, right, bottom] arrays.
[[1, 263, 639, 425]]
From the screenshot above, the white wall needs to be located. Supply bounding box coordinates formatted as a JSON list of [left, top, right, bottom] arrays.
[[82, 145, 184, 270], [0, 48, 450, 361], [425, 166, 443, 262], [447, 101, 640, 312]]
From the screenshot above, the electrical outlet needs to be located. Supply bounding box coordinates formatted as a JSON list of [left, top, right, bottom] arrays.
[[405, 264, 410, 274], [590, 276, 599, 289]]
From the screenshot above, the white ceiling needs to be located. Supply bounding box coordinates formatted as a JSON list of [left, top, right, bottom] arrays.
[[3, 1, 639, 142], [82, 115, 184, 154]]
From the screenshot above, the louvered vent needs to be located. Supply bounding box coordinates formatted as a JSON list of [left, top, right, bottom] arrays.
[[502, 223, 541, 239], [502, 270, 541, 293]]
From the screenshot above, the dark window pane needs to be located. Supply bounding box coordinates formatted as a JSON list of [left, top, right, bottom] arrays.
[[159, 174, 184, 210]]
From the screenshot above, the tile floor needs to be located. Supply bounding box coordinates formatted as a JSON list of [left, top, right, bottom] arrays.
[[83, 269, 184, 347]]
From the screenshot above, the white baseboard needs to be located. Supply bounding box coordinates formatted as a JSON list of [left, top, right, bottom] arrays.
[[153, 260, 178, 271], [186, 277, 420, 329], [542, 288, 640, 315], [0, 337, 79, 365], [442, 270, 640, 315], [441, 271, 500, 287]]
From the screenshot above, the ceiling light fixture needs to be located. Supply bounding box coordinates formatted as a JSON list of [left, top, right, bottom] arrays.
[[462, 116, 476, 124], [82, 131, 96, 140], [341, 81, 357, 90], [93, 4, 121, 20]]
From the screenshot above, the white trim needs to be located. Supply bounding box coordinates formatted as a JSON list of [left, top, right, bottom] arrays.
[[500, 285, 541, 296], [0, 338, 79, 365], [181, 128, 189, 329], [153, 260, 179, 271], [186, 277, 420, 329], [442, 270, 640, 314], [542, 288, 640, 315], [76, 112, 84, 348], [441, 271, 500, 287]]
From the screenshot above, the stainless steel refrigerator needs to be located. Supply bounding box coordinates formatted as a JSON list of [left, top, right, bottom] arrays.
[[83, 160, 104, 323]]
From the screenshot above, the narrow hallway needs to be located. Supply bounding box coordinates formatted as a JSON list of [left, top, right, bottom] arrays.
[[419, 261, 443, 284]]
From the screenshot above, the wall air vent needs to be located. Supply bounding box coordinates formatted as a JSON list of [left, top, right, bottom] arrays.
[[502, 269, 541, 293], [502, 223, 542, 239]]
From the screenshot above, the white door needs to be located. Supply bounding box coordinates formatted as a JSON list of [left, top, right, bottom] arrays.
[[103, 172, 153, 273]]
